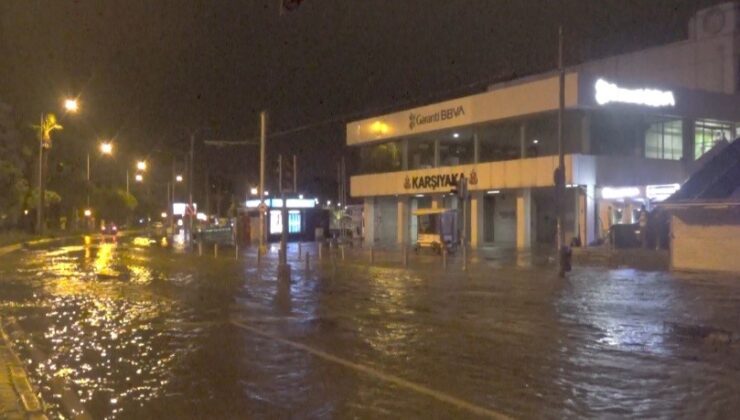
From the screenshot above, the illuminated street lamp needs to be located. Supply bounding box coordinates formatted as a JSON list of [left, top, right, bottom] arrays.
[[161, 212, 167, 219], [100, 142, 113, 155], [84, 209, 92, 217], [137, 160, 147, 171], [250, 187, 258, 195], [176, 175, 183, 183], [64, 98, 79, 113], [135, 173, 143, 182]]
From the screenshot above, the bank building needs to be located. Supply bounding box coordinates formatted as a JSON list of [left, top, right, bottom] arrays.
[[347, 3, 740, 249]]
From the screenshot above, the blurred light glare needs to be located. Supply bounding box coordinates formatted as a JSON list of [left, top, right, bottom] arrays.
[[64, 98, 79, 112], [137, 161, 147, 171], [135, 174, 143, 182], [100, 142, 113, 155], [175, 175, 183, 182], [250, 187, 258, 195]]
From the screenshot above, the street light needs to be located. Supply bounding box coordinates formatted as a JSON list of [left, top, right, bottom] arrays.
[[84, 209, 92, 217], [100, 142, 113, 155], [36, 97, 79, 234], [137, 161, 147, 171], [64, 98, 79, 113], [135, 173, 143, 182], [176, 175, 183, 183], [250, 187, 258, 195]]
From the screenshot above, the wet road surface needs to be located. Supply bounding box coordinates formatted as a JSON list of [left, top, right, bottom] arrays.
[[0, 236, 739, 418]]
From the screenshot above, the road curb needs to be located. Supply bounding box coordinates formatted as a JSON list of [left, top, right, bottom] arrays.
[[0, 319, 47, 419]]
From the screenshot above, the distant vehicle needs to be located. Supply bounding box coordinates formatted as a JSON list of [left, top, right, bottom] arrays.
[[101, 223, 118, 236]]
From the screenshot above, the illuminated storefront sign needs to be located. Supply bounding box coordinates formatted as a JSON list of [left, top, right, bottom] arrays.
[[403, 169, 478, 191], [408, 105, 465, 130], [595, 78, 675, 107], [246, 198, 316, 208], [601, 187, 640, 200], [646, 183, 680, 201]]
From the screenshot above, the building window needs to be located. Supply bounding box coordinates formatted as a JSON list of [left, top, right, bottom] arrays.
[[478, 121, 521, 162], [288, 210, 301, 233], [438, 135, 474, 166], [407, 137, 435, 169], [695, 120, 732, 159], [358, 140, 402, 174], [644, 119, 682, 160]]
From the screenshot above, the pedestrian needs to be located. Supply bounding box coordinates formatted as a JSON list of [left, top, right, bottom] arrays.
[[638, 205, 648, 248]]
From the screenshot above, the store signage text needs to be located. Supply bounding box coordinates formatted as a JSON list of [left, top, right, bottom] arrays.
[[408, 105, 465, 130], [403, 170, 477, 191], [405, 173, 462, 190], [594, 78, 675, 107]]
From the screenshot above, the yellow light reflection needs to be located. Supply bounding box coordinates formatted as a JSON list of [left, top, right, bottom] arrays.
[[370, 120, 389, 136]]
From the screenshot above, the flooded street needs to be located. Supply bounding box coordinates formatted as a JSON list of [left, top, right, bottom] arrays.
[[0, 237, 739, 419]]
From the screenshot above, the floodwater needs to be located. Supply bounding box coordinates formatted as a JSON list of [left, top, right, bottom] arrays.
[[0, 237, 739, 419]]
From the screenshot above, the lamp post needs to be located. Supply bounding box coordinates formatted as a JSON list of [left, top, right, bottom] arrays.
[[36, 98, 78, 234]]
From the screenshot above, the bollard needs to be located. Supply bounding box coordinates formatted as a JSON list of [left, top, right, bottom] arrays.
[[214, 243, 219, 258], [462, 244, 467, 271], [370, 246, 375, 264], [298, 242, 302, 261], [318, 242, 323, 260], [305, 252, 310, 271], [340, 245, 345, 261], [442, 247, 447, 270], [403, 246, 409, 268], [235, 243, 239, 260], [257, 247, 262, 264], [198, 241, 203, 256]]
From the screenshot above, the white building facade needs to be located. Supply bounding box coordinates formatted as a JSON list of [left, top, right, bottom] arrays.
[[348, 2, 740, 249]]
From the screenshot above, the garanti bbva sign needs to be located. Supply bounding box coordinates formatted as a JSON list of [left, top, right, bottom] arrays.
[[408, 105, 466, 130]]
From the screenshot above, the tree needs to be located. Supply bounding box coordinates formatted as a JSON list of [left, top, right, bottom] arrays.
[[0, 101, 31, 229], [92, 187, 137, 224]]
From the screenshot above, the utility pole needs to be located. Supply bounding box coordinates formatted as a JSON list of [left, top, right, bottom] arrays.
[[36, 114, 45, 234], [293, 154, 297, 193], [86, 153, 91, 208], [170, 160, 176, 233], [259, 111, 267, 254], [556, 25, 568, 276], [187, 133, 195, 248]]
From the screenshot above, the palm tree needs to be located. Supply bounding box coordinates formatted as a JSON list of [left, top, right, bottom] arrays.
[[32, 113, 63, 233]]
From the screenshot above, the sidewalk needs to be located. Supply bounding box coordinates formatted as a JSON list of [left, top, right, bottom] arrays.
[[0, 320, 46, 419]]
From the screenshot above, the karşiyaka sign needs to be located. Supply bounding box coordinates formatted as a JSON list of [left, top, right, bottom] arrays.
[[403, 169, 478, 191]]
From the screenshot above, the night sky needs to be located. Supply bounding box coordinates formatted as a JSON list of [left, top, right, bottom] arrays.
[[0, 0, 727, 200]]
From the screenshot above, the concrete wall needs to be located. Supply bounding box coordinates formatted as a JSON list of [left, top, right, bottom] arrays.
[[671, 210, 740, 273]]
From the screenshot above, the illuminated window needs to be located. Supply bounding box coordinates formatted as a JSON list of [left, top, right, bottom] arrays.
[[695, 120, 732, 159], [270, 210, 301, 234], [270, 210, 282, 234], [645, 119, 682, 160]]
